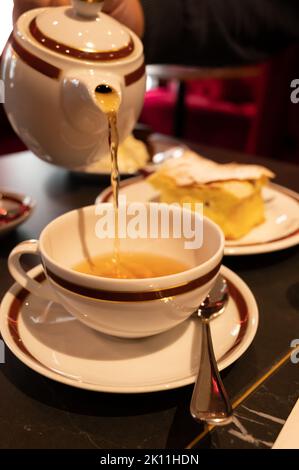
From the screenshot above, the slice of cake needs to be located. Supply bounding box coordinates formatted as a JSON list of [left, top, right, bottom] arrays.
[[148, 151, 274, 240]]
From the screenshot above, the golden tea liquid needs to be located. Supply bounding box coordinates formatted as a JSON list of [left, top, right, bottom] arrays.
[[95, 84, 121, 273], [74, 252, 190, 279]]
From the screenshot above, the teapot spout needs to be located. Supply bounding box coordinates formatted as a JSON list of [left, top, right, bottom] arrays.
[[62, 69, 123, 134], [94, 82, 121, 114]]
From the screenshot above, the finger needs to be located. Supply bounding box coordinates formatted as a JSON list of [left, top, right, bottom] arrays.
[[50, 0, 70, 6]]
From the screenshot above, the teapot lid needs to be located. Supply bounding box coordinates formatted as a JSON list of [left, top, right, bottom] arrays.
[[27, 0, 134, 61]]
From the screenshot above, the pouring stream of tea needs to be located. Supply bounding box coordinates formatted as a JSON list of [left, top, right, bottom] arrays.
[[95, 84, 121, 274]]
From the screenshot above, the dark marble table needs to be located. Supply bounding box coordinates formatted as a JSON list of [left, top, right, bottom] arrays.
[[0, 144, 298, 449]]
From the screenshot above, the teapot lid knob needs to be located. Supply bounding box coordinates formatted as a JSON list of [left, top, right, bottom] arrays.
[[72, 0, 104, 18]]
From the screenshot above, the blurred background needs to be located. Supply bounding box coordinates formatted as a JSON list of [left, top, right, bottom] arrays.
[[1, 0, 298, 163], [0, 0, 13, 49]]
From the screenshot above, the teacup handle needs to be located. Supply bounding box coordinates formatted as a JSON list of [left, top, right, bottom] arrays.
[[8, 240, 58, 303]]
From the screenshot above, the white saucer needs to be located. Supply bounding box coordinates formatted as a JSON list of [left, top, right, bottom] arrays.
[[96, 178, 299, 256], [0, 265, 258, 393]]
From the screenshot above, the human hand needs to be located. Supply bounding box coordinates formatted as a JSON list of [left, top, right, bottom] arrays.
[[13, 0, 144, 37], [13, 1, 69, 23], [103, 1, 144, 37]]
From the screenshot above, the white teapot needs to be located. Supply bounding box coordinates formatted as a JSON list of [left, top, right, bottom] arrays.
[[1, 0, 145, 169]]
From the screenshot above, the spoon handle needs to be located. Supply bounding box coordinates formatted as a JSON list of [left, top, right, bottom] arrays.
[[190, 320, 233, 425]]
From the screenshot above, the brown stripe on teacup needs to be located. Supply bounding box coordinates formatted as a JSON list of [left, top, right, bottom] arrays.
[[29, 17, 135, 61], [10, 37, 145, 86], [45, 262, 222, 302]]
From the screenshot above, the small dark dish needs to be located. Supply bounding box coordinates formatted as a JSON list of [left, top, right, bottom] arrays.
[[0, 191, 35, 237]]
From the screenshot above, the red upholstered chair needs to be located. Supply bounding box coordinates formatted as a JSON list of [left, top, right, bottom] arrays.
[[140, 81, 178, 136], [140, 65, 262, 153], [141, 54, 299, 163], [246, 46, 299, 164], [183, 77, 258, 152]]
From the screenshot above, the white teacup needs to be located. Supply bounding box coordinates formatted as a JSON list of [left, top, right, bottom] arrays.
[[8, 203, 224, 338]]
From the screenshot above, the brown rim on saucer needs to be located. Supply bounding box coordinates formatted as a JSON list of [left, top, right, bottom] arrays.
[[101, 176, 299, 247], [45, 262, 222, 302], [29, 17, 135, 61], [6, 274, 249, 381], [7, 272, 46, 361], [10, 36, 145, 85]]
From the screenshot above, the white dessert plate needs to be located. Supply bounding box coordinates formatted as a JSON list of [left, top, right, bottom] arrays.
[[0, 265, 258, 393], [0, 191, 35, 237], [96, 178, 299, 256], [73, 134, 188, 177]]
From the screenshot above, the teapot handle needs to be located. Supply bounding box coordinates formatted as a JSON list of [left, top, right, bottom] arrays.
[[72, 0, 105, 18]]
